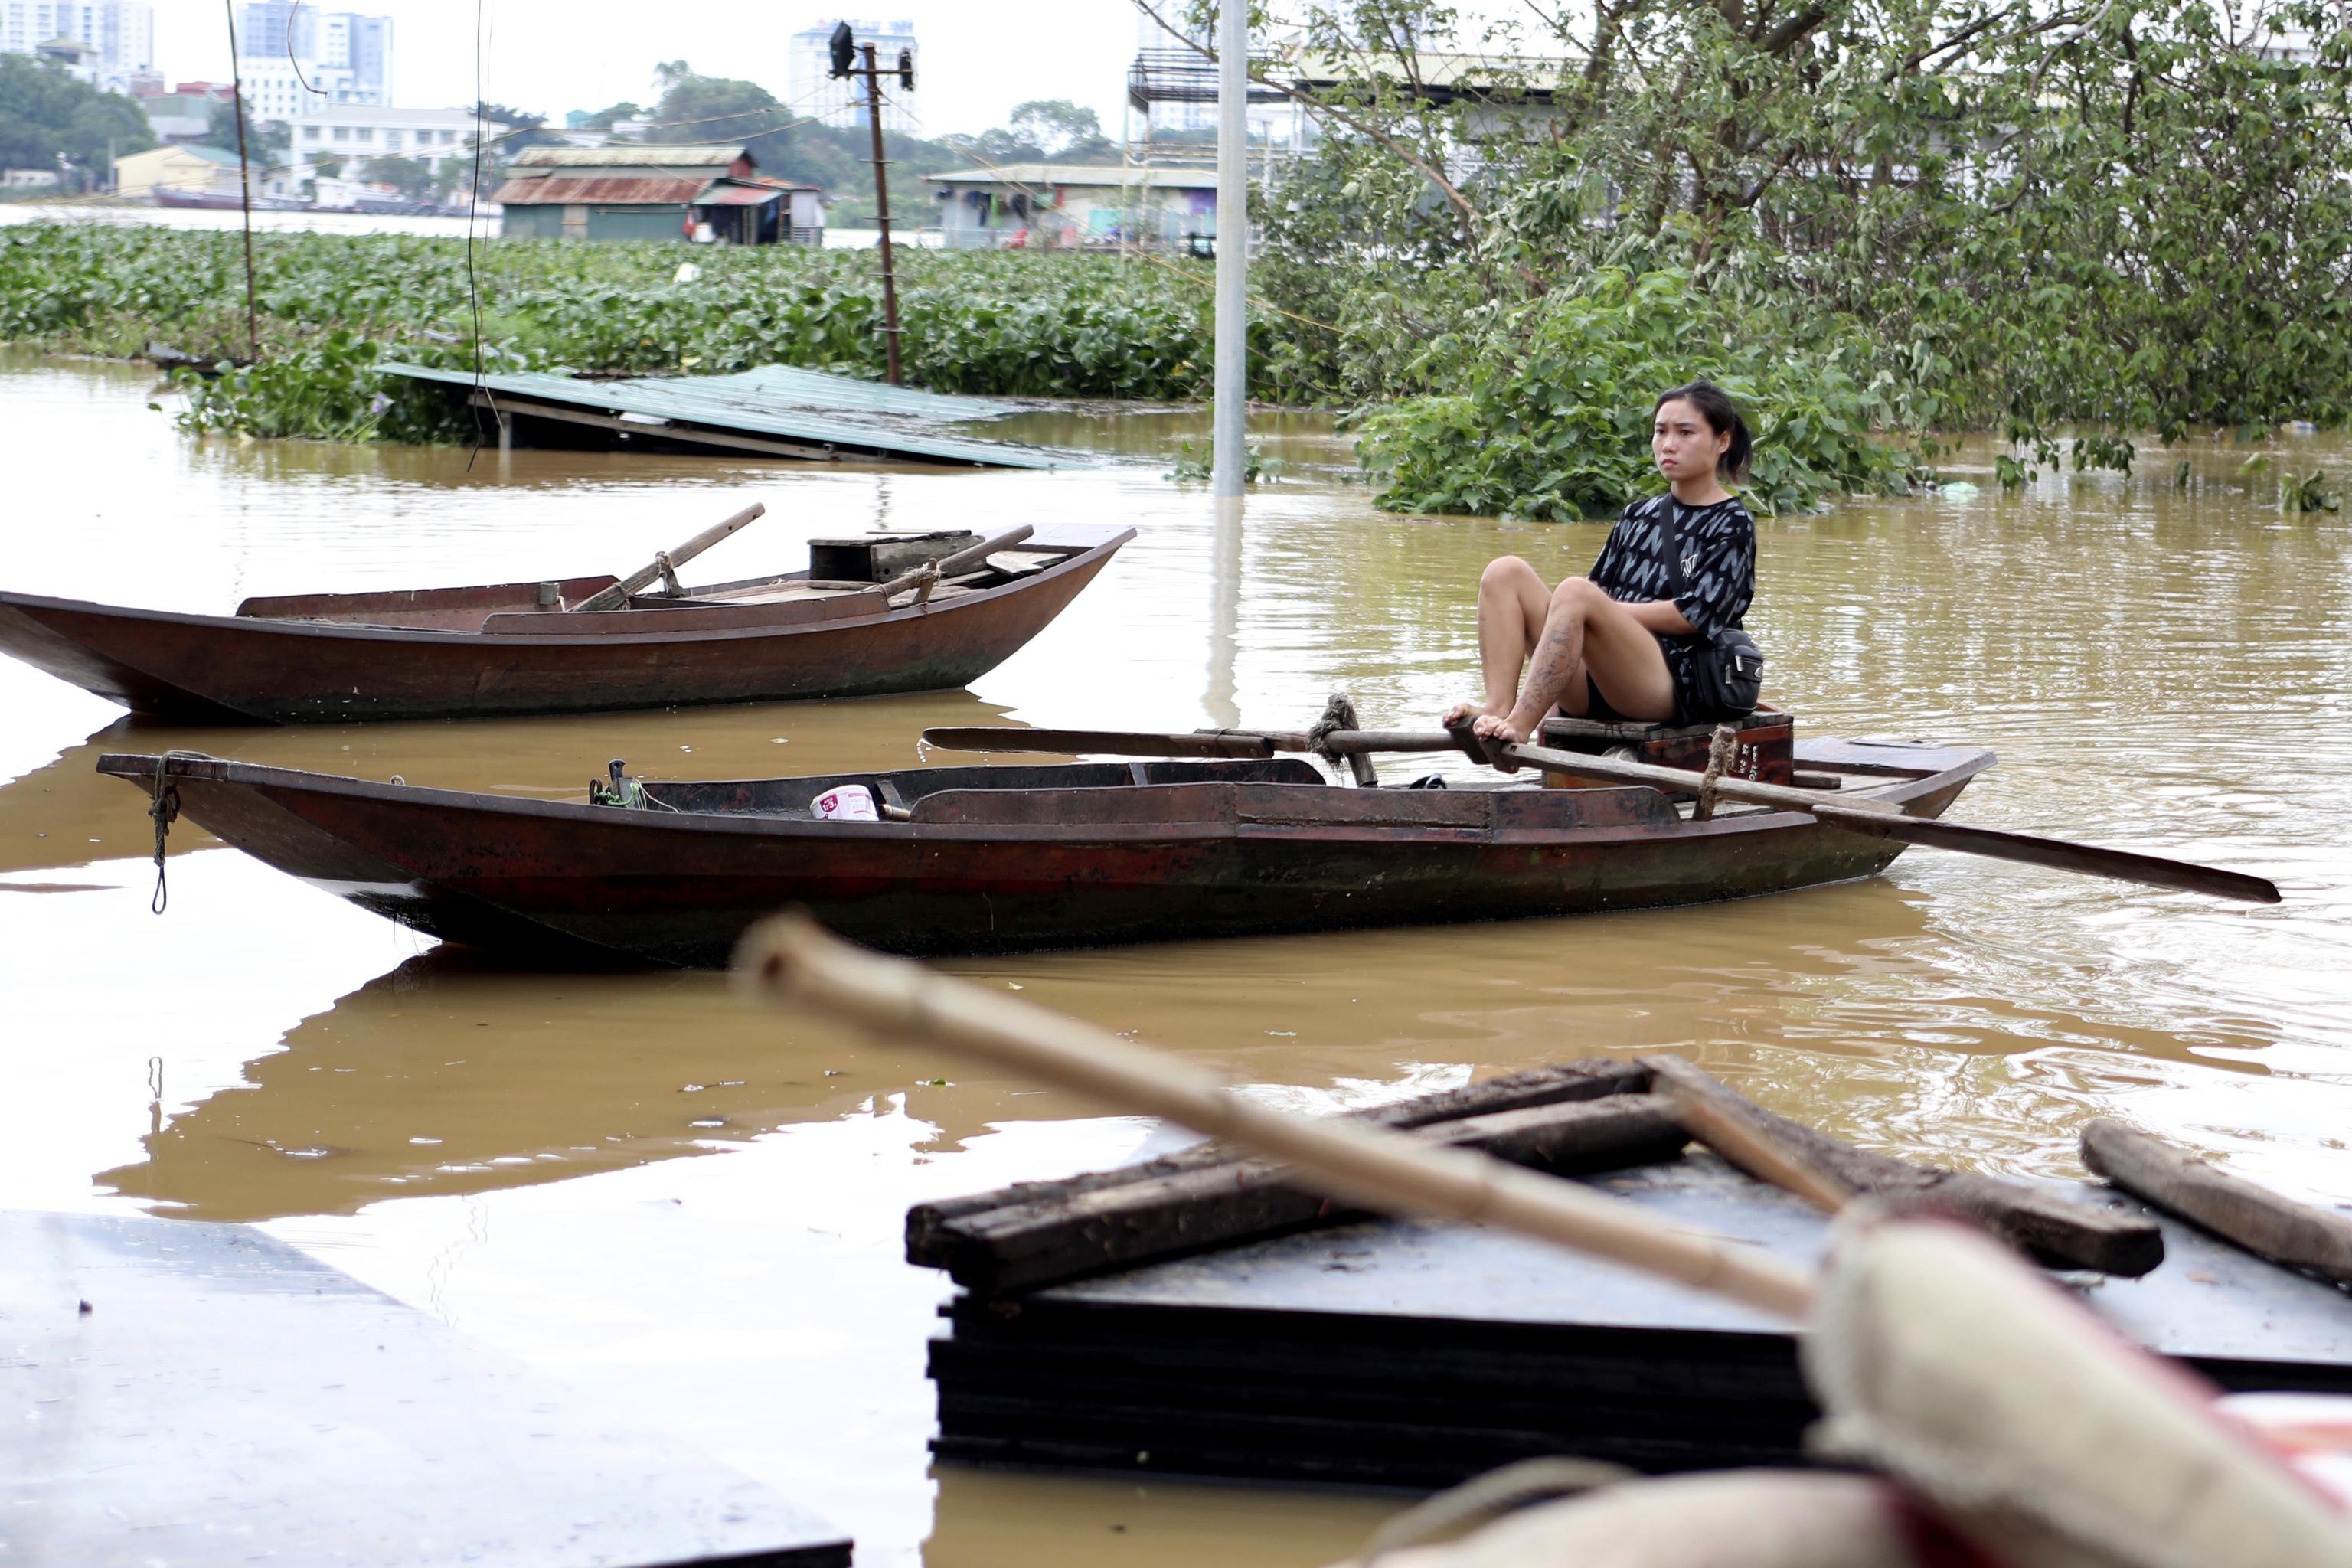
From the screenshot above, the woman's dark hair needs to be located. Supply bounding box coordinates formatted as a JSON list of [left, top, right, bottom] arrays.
[[1653, 381, 1753, 483]]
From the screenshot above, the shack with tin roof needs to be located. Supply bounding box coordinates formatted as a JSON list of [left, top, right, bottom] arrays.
[[492, 144, 825, 245]]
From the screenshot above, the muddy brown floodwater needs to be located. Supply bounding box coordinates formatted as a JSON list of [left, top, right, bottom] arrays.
[[3, 348, 2350, 1564]]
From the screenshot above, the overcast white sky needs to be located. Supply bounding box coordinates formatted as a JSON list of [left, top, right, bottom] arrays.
[[152, 0, 1152, 140]]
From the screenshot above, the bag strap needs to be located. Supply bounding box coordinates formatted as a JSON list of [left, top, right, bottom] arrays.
[[1656, 495, 1689, 600]]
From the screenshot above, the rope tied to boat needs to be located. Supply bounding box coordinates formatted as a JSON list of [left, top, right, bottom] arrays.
[[1694, 722, 1741, 822], [146, 750, 214, 914], [1309, 692, 1382, 786], [654, 550, 682, 596]]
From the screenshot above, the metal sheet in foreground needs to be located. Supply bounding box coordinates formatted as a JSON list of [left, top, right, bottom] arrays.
[[0, 1210, 851, 1567], [928, 1157, 2352, 1490]]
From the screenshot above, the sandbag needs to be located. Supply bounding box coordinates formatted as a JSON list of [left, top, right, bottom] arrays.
[[1332, 1470, 1950, 1568], [1805, 1218, 2352, 1568]]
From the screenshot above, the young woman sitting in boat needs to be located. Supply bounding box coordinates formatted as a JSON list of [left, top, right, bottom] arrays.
[[1442, 381, 1762, 742]]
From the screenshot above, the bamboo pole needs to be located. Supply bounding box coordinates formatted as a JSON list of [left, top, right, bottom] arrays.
[[733, 912, 1815, 1320]]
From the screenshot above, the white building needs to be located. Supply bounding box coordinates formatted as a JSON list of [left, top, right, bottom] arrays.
[[286, 105, 498, 178], [233, 2, 392, 117], [0, 0, 154, 92], [933, 162, 1220, 251], [786, 18, 918, 136]]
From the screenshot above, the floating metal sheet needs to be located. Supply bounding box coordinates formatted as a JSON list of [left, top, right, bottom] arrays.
[[381, 361, 1073, 469]]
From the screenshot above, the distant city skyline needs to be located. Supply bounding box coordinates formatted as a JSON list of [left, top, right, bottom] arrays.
[[147, 0, 1138, 139], [233, 4, 392, 118], [2, 0, 153, 92]]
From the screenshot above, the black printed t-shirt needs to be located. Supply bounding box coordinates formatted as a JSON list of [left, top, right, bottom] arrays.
[[1587, 494, 1757, 715]]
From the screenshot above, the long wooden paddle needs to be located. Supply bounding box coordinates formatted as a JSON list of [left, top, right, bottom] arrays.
[[918, 723, 2281, 905], [571, 501, 766, 612], [736, 910, 1815, 1317]]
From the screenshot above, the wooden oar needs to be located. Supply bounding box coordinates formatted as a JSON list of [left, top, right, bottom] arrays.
[[918, 723, 2281, 904], [734, 910, 1815, 1318], [875, 525, 1037, 604], [571, 501, 766, 612]]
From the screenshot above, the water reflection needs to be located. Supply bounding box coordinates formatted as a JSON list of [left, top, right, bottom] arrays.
[[91, 862, 2312, 1227], [1205, 495, 1244, 727]]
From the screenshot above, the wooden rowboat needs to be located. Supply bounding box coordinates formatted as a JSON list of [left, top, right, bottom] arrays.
[[1, 521, 1129, 724], [97, 729, 1988, 964]]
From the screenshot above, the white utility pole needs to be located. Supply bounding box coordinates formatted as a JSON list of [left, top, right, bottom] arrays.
[[1210, 0, 1249, 497]]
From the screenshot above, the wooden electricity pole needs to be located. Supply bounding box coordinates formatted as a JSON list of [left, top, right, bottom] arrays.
[[222, 0, 259, 358], [856, 43, 904, 386]]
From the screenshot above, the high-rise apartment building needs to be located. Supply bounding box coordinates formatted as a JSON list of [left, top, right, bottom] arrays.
[[786, 18, 919, 136], [0, 0, 155, 93], [234, 2, 393, 117]]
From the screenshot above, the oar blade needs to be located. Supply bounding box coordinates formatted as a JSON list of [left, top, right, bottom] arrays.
[[1811, 804, 2281, 904], [920, 727, 1276, 760]]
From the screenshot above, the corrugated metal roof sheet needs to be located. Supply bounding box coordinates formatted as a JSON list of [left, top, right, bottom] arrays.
[[492, 175, 712, 206], [377, 362, 1074, 470], [511, 144, 746, 168], [701, 185, 782, 207], [930, 162, 1220, 190]]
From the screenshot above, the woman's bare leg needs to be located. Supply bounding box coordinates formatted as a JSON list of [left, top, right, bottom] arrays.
[[1473, 578, 1675, 743], [1442, 557, 1553, 728]]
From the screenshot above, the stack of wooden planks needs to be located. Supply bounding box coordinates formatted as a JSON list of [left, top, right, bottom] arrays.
[[914, 1061, 2352, 1491]]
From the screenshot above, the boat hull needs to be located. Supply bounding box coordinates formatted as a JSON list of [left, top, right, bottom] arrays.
[[2, 528, 1125, 724], [98, 743, 1989, 964]]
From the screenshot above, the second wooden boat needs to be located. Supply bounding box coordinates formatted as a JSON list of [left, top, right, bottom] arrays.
[[97, 727, 1988, 964], [1, 519, 1129, 724]]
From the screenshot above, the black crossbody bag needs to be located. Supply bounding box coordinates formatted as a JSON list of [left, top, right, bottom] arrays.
[[1659, 498, 1766, 720]]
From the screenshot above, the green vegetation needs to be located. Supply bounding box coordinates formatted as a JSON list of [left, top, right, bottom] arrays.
[[0, 225, 1221, 439], [0, 54, 154, 190], [1354, 270, 1912, 518], [1240, 0, 2352, 516]]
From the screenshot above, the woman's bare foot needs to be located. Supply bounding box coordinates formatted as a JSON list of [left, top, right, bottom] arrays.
[[1470, 712, 1528, 743], [1442, 697, 1508, 729]]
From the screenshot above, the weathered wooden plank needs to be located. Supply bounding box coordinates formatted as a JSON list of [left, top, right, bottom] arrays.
[[2082, 1119, 2352, 1287], [909, 1057, 1650, 1239], [1641, 1056, 2164, 1276], [919, 1095, 1691, 1296]]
